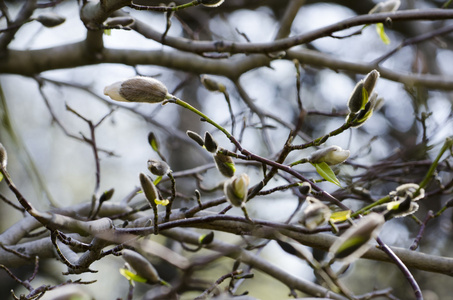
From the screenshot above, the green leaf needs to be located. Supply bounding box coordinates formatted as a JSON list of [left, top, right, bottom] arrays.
[[330, 210, 351, 223], [0, 172, 3, 182], [376, 23, 390, 44], [361, 87, 369, 110], [119, 268, 147, 283], [104, 29, 111, 36], [312, 162, 341, 187], [153, 175, 162, 185]]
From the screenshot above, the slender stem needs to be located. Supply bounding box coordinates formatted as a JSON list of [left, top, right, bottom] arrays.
[[376, 237, 423, 300], [167, 96, 232, 138], [418, 137, 453, 191]]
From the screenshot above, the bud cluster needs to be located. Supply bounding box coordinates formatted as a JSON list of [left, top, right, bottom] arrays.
[[346, 70, 381, 127]]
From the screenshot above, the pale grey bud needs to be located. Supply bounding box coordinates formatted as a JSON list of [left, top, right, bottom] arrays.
[[224, 173, 250, 207], [122, 249, 161, 284], [347, 80, 365, 114], [139, 173, 159, 209], [186, 130, 205, 147], [214, 152, 235, 177], [299, 197, 331, 230], [204, 132, 218, 153], [104, 76, 169, 103], [147, 160, 171, 176], [200, 75, 226, 92], [363, 70, 380, 96], [308, 146, 350, 165], [329, 213, 385, 263]]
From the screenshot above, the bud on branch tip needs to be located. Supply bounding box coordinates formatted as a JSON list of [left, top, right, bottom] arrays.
[[104, 76, 170, 103]]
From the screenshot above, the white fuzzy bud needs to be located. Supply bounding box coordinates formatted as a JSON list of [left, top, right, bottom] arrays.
[[308, 146, 350, 165], [299, 197, 331, 230], [104, 76, 169, 103], [224, 173, 250, 207]]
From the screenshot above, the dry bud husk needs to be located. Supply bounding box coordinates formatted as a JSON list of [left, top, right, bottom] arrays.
[[329, 213, 385, 263], [224, 173, 250, 207], [148, 160, 171, 176], [122, 249, 161, 284], [308, 146, 350, 165], [36, 12, 66, 27], [299, 197, 331, 230], [104, 76, 169, 103], [390, 183, 425, 201], [201, 0, 225, 7]]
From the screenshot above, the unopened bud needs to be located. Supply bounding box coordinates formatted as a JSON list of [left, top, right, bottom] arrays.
[[347, 80, 365, 114], [122, 249, 161, 284], [204, 132, 218, 153], [224, 173, 250, 207], [99, 188, 115, 203], [139, 173, 159, 209], [104, 76, 169, 103], [308, 146, 350, 165], [329, 213, 385, 263], [147, 159, 171, 176], [186, 130, 205, 147], [35, 12, 66, 27], [299, 197, 331, 230], [298, 182, 312, 195], [214, 152, 235, 177], [363, 70, 380, 96], [201, 75, 226, 92], [200, 0, 225, 7]]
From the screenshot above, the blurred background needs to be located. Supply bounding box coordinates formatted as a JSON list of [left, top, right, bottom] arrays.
[[1, 0, 453, 299]]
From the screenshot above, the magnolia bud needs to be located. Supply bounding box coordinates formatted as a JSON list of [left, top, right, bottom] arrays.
[[139, 173, 159, 209], [104, 76, 169, 103], [369, 0, 401, 14], [200, 75, 226, 92], [0, 143, 7, 169], [224, 173, 250, 207], [122, 250, 161, 284], [35, 12, 66, 27], [147, 160, 171, 176], [204, 132, 218, 153], [329, 213, 385, 263], [200, 0, 225, 7], [186, 130, 205, 147], [363, 70, 380, 96], [347, 80, 365, 114], [299, 197, 331, 230], [308, 146, 350, 165], [214, 152, 235, 177], [298, 182, 312, 195]]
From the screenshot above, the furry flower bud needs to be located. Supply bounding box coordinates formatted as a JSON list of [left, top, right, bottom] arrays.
[[139, 173, 159, 209], [224, 173, 250, 207], [214, 152, 235, 177], [147, 160, 171, 176], [186, 130, 205, 147], [308, 146, 350, 165], [204, 132, 218, 153], [299, 197, 331, 230], [122, 249, 161, 284], [329, 213, 385, 263], [201, 75, 226, 92], [104, 76, 169, 103]]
